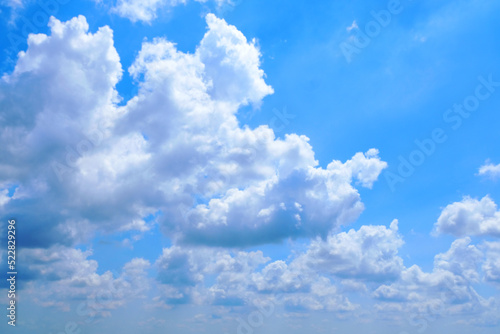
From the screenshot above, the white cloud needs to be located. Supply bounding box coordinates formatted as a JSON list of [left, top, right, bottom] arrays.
[[338, 148, 388, 189], [156, 246, 208, 287], [1, 15, 124, 247], [175, 148, 385, 246], [150, 225, 500, 322], [433, 195, 500, 238], [20, 246, 151, 312], [1, 14, 387, 249], [111, 0, 232, 23], [373, 238, 494, 322], [154, 246, 271, 306], [2, 7, 500, 329], [198, 13, 275, 107], [2, 0, 23, 8], [346, 20, 358, 32], [0, 13, 391, 321], [479, 162, 500, 179], [300, 219, 404, 282], [153, 244, 358, 312], [144, 228, 499, 322], [111, 0, 177, 23], [279, 276, 357, 312], [153, 222, 404, 310], [482, 241, 500, 284], [434, 237, 483, 283], [250, 258, 357, 312], [0, 188, 10, 207]]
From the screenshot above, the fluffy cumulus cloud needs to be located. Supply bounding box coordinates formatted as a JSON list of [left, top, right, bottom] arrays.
[[301, 220, 404, 282], [19, 246, 150, 313], [119, 13, 386, 246], [174, 147, 385, 246], [152, 224, 500, 322], [249, 258, 356, 312], [479, 161, 500, 179], [154, 247, 272, 306], [0, 14, 387, 252], [4, 11, 500, 330], [0, 12, 395, 326], [433, 195, 500, 237], [2, 3, 500, 332], [153, 244, 357, 312], [0, 15, 123, 247], [151, 222, 405, 312], [373, 238, 498, 324]]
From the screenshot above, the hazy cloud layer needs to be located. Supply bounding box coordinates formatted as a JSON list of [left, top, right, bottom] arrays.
[[111, 0, 231, 23]]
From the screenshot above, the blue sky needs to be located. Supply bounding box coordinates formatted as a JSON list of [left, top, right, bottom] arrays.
[[1, 0, 500, 333]]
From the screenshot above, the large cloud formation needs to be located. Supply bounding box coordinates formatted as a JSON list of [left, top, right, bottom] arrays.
[[373, 238, 499, 326], [0, 14, 387, 250], [5, 12, 498, 330], [152, 223, 500, 324], [152, 222, 404, 312], [0, 13, 389, 319]]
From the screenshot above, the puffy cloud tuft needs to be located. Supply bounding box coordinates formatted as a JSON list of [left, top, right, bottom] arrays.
[[300, 220, 404, 282], [433, 196, 500, 238]]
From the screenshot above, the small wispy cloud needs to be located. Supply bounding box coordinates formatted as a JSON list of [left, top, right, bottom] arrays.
[[346, 20, 358, 32], [479, 161, 500, 179]]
